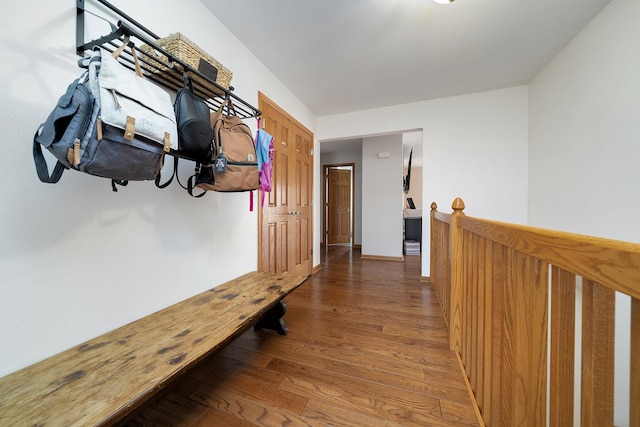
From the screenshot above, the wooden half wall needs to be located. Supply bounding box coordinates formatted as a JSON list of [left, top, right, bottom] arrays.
[[430, 198, 640, 427]]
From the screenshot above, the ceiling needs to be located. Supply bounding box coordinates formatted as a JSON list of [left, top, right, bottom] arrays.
[[200, 0, 609, 165], [201, 0, 611, 118]]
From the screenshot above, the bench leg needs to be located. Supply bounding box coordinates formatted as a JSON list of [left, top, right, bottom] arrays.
[[254, 300, 288, 335]]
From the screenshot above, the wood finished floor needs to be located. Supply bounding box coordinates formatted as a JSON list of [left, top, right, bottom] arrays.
[[124, 246, 479, 426]]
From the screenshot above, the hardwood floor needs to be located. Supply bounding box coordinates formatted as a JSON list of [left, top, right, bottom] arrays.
[[124, 246, 479, 426]]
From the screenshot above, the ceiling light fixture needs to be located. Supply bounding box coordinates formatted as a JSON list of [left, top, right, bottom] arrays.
[[433, 0, 454, 3]]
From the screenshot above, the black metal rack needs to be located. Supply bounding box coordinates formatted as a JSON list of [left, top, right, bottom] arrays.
[[76, 0, 261, 119]]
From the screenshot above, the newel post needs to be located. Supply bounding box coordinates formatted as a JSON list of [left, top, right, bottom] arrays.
[[449, 197, 465, 353]]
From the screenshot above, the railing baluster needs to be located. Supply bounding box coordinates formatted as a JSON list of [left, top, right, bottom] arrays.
[[502, 246, 516, 426], [476, 235, 486, 414], [445, 221, 451, 322], [581, 279, 615, 427], [549, 267, 576, 427], [430, 202, 438, 301], [632, 297, 640, 427], [524, 255, 548, 426], [464, 230, 472, 379], [470, 232, 479, 396], [490, 242, 506, 427]]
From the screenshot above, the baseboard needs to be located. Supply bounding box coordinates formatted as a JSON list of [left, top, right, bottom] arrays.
[[312, 264, 322, 275], [420, 276, 431, 283], [353, 244, 362, 249], [360, 254, 404, 262]]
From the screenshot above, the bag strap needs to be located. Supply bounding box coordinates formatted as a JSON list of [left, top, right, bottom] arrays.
[[182, 72, 194, 93], [212, 99, 228, 125], [225, 98, 238, 116], [153, 155, 207, 197], [32, 130, 66, 184], [112, 35, 143, 78], [187, 176, 207, 198], [155, 156, 177, 189], [111, 179, 128, 192], [214, 97, 239, 117], [186, 165, 207, 198]]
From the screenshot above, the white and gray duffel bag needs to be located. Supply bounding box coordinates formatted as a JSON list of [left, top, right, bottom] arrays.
[[33, 37, 178, 190]]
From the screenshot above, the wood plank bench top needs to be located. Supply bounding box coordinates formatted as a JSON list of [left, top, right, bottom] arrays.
[[0, 271, 307, 426]]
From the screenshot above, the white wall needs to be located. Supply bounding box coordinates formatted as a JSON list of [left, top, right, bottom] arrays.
[[529, 0, 640, 424], [361, 134, 404, 258], [318, 86, 530, 276], [320, 150, 363, 246], [0, 0, 317, 377], [529, 0, 640, 240]]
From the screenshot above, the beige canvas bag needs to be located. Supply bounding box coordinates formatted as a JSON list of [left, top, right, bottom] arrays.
[[196, 101, 258, 192]]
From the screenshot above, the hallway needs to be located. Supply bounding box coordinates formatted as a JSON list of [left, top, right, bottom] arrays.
[[125, 247, 478, 426]]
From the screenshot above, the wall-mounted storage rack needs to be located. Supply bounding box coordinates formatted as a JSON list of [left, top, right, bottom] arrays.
[[76, 0, 261, 119]]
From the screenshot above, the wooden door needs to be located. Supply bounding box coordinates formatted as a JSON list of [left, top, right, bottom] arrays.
[[258, 93, 313, 277], [327, 168, 351, 244]]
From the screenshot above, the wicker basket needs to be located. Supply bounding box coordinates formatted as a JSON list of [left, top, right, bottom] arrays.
[[140, 32, 233, 96]]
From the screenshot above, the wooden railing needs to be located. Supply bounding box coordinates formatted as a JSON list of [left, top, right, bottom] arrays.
[[430, 198, 640, 427]]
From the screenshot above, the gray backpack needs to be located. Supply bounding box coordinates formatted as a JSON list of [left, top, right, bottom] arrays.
[[33, 46, 176, 190]]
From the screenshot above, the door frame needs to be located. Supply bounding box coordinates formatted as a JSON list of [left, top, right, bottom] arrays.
[[323, 163, 355, 247], [257, 92, 314, 276]]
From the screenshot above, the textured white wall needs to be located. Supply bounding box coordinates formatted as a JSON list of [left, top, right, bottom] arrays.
[[529, 0, 640, 424], [0, 0, 316, 376], [361, 134, 404, 258]]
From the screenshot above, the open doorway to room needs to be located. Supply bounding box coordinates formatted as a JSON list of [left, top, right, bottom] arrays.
[[323, 164, 355, 247], [402, 131, 423, 256], [319, 131, 422, 259]]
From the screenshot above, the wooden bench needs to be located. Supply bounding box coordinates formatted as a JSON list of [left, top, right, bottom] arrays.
[[0, 272, 307, 426]]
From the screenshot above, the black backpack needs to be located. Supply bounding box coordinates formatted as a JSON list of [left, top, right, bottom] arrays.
[[172, 75, 213, 164]]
